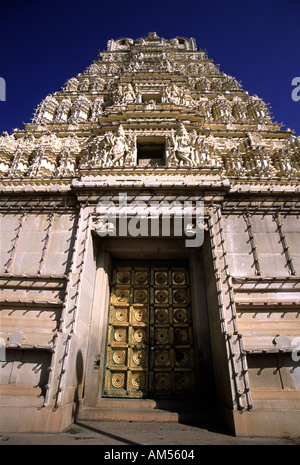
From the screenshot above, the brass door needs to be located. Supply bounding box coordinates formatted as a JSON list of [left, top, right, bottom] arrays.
[[103, 261, 195, 398]]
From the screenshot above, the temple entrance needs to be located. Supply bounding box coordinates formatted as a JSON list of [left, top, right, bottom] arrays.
[[103, 260, 196, 399]]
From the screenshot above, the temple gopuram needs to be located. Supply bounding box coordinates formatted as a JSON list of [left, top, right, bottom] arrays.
[[0, 33, 299, 436]]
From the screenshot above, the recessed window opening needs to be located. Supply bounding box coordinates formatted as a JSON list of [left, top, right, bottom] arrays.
[[137, 136, 165, 167], [142, 93, 162, 104]]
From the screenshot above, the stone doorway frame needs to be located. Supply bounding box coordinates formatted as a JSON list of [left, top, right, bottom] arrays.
[[83, 236, 215, 408]]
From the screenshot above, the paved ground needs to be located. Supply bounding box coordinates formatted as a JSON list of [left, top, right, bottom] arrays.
[[0, 420, 299, 446]]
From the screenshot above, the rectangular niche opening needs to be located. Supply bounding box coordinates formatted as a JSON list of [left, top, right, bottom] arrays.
[[137, 136, 165, 167], [141, 93, 162, 104]]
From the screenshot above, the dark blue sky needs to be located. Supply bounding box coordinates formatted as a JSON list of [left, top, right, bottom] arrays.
[[0, 0, 299, 135]]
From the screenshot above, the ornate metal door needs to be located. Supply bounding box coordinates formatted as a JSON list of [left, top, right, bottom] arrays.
[[103, 261, 195, 398]]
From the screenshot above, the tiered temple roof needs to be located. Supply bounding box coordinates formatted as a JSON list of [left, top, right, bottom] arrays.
[[0, 32, 299, 189]]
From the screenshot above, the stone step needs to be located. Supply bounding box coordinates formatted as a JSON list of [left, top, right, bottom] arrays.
[[95, 398, 157, 410], [77, 398, 208, 423], [77, 406, 179, 422]]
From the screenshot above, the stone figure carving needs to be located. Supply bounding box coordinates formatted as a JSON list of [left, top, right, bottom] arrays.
[[165, 84, 193, 107], [232, 97, 248, 123], [222, 75, 241, 91], [54, 98, 72, 123], [69, 96, 91, 123], [90, 96, 104, 121], [7, 133, 35, 176], [114, 83, 136, 105], [195, 77, 210, 91], [78, 79, 90, 91], [144, 100, 156, 110], [170, 124, 196, 166], [0, 131, 17, 152], [0, 132, 17, 174], [247, 96, 271, 123], [166, 84, 181, 105], [90, 77, 105, 92], [103, 125, 128, 166], [223, 148, 244, 176], [63, 77, 79, 92], [122, 83, 136, 103], [107, 63, 120, 75], [210, 79, 222, 91], [56, 133, 81, 175], [84, 63, 100, 75], [198, 98, 212, 121], [32, 95, 58, 124], [159, 52, 173, 72], [211, 96, 233, 123]]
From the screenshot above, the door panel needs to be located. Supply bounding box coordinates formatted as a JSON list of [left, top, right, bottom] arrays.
[[103, 261, 195, 398]]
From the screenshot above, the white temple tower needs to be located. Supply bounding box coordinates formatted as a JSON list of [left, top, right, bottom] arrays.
[[0, 33, 299, 436]]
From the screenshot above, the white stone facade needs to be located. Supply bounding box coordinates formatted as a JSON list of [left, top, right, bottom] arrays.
[[0, 33, 299, 436]]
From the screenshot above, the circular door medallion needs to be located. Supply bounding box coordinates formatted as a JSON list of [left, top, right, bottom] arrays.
[[135, 271, 148, 284], [173, 271, 185, 284], [115, 309, 127, 322], [155, 309, 168, 323], [155, 328, 169, 344], [117, 271, 130, 284], [156, 373, 170, 390], [113, 350, 126, 364], [111, 373, 125, 389], [114, 328, 127, 342], [133, 350, 146, 366], [131, 373, 145, 389], [155, 290, 168, 303], [175, 328, 188, 344], [155, 272, 168, 285], [173, 290, 186, 303], [174, 308, 187, 323], [175, 350, 189, 366], [133, 328, 145, 343], [155, 350, 169, 366], [115, 289, 129, 302], [176, 373, 191, 390], [134, 290, 147, 303], [134, 308, 146, 322]]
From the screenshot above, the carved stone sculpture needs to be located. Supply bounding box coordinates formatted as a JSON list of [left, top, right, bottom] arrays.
[[103, 125, 128, 166], [171, 124, 195, 166]]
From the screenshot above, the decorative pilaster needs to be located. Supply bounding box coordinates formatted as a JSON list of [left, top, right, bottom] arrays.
[[208, 204, 253, 411]]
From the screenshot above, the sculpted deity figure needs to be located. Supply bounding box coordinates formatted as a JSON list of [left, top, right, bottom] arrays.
[[167, 84, 181, 105], [79, 79, 90, 91], [114, 83, 136, 105], [172, 124, 195, 166], [54, 98, 72, 123], [123, 83, 136, 103], [90, 77, 105, 92], [0, 131, 17, 151], [32, 95, 58, 124], [63, 77, 79, 92], [104, 125, 128, 166], [69, 96, 91, 123], [90, 96, 104, 121]]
